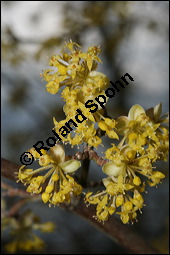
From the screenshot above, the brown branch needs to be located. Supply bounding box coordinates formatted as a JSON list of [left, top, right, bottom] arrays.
[[1, 157, 159, 254], [79, 158, 90, 186], [1, 158, 17, 181], [79, 146, 94, 187], [71, 146, 107, 166], [72, 202, 159, 254]]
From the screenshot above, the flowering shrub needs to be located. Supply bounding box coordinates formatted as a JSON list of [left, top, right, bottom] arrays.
[[17, 40, 169, 224]]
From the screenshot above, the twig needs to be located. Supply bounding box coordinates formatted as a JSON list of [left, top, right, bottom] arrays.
[[7, 198, 30, 217], [72, 146, 107, 166], [79, 146, 93, 187], [1, 157, 159, 254], [1, 158, 17, 181], [1, 181, 33, 198], [80, 158, 90, 186]]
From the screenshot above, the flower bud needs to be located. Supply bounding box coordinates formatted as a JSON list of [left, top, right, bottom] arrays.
[[52, 174, 59, 181], [116, 195, 124, 207], [45, 185, 54, 194], [152, 171, 165, 179], [42, 192, 50, 203], [133, 176, 141, 186], [123, 201, 133, 211], [98, 121, 108, 131]]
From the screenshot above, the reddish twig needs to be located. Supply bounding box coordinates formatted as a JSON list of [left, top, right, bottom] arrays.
[[71, 146, 107, 166]]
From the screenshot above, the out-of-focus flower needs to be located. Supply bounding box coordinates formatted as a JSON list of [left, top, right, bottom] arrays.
[[3, 210, 56, 254]]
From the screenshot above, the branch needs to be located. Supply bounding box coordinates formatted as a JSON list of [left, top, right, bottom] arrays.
[[72, 202, 159, 254], [71, 146, 107, 166], [1, 158, 18, 181], [1, 157, 159, 254], [79, 146, 94, 187]]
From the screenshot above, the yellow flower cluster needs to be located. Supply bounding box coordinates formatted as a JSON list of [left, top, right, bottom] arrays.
[[41, 39, 110, 147], [17, 41, 169, 224], [3, 210, 55, 254], [17, 145, 82, 206], [85, 103, 169, 223]]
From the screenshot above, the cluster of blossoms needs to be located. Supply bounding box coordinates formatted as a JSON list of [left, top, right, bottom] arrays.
[[17, 145, 82, 206], [85, 103, 169, 223], [42, 40, 111, 147], [17, 41, 169, 224], [2, 208, 55, 253]]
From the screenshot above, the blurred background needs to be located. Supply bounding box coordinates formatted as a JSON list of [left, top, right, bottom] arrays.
[[1, 1, 169, 254]]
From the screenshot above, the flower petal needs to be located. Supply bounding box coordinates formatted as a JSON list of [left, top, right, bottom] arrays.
[[102, 162, 124, 177], [59, 159, 81, 173], [128, 105, 145, 120]]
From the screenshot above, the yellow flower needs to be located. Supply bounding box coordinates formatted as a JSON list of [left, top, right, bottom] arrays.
[[148, 171, 165, 187], [105, 176, 134, 195], [116, 195, 124, 207], [42, 41, 104, 99], [86, 128, 167, 224], [85, 192, 100, 205], [87, 136, 102, 147], [130, 190, 144, 211], [17, 144, 82, 205], [45, 75, 67, 94], [26, 176, 44, 194], [105, 144, 121, 161], [16, 166, 33, 183], [116, 104, 166, 158], [98, 117, 119, 139], [78, 101, 95, 122], [64, 40, 81, 51], [67, 62, 84, 79], [79, 51, 102, 71]]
